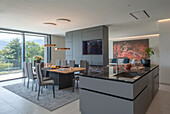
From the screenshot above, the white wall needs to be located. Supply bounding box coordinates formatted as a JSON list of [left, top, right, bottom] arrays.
[[109, 40, 113, 58], [149, 37, 159, 65], [51, 35, 65, 65], [109, 21, 158, 39], [159, 21, 170, 84]]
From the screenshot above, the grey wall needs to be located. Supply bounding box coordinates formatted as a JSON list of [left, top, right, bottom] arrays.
[[65, 26, 108, 65], [51, 35, 65, 65], [159, 21, 170, 84]]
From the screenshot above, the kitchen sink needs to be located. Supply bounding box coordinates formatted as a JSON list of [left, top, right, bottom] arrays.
[[114, 72, 142, 78]]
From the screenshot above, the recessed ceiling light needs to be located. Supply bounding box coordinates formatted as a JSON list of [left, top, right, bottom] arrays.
[[56, 18, 71, 22], [43, 22, 57, 26]]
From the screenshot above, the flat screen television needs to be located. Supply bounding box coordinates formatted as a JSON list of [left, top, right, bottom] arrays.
[[83, 39, 102, 55]]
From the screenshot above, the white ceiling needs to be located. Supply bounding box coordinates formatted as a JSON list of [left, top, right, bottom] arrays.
[[0, 0, 170, 37]]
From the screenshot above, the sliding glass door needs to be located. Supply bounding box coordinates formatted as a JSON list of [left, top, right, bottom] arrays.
[[25, 33, 46, 64], [0, 30, 49, 81], [0, 31, 22, 75]]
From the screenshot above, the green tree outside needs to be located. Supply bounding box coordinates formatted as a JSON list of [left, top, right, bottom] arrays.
[[0, 38, 21, 59], [25, 41, 44, 59], [0, 38, 44, 59], [0, 38, 44, 73]]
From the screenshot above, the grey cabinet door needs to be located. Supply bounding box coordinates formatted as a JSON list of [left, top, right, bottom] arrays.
[[82, 29, 103, 41], [65, 26, 108, 66], [72, 30, 82, 64], [153, 75, 159, 97], [65, 32, 73, 43], [147, 71, 153, 106], [65, 32, 73, 60], [65, 42, 73, 56], [80, 89, 133, 114], [92, 55, 103, 65], [82, 55, 92, 65]]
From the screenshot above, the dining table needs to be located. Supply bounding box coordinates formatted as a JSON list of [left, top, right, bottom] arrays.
[[43, 67, 86, 90]]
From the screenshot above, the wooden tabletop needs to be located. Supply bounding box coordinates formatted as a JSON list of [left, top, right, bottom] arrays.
[[44, 67, 86, 74]]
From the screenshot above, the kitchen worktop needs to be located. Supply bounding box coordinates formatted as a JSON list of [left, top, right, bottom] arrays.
[[79, 65, 158, 83], [79, 65, 159, 114]]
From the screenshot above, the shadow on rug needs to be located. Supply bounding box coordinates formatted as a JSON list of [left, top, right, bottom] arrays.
[[3, 83, 79, 111]]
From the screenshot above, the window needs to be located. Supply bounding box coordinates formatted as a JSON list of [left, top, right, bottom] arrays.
[[0, 29, 50, 81], [0, 32, 22, 75], [25, 33, 46, 64]]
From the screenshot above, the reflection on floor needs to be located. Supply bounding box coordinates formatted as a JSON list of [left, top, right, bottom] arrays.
[[0, 79, 170, 114], [0, 72, 23, 82]]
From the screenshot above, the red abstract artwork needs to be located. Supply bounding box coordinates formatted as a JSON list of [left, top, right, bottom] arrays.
[[113, 39, 149, 61]]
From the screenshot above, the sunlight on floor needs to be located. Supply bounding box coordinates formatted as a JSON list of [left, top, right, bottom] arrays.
[[0, 72, 23, 81]]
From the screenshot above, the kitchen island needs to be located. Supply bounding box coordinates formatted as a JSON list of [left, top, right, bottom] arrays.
[[79, 65, 159, 114]]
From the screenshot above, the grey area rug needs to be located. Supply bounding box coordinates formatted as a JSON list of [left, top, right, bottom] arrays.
[[3, 83, 79, 111]]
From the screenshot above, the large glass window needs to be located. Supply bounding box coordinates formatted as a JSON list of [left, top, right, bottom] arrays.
[[0, 32, 22, 75], [0, 30, 49, 81], [25, 34, 46, 64]]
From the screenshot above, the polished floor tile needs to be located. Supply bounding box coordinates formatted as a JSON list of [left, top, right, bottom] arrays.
[[0, 79, 170, 114], [0, 72, 23, 82]]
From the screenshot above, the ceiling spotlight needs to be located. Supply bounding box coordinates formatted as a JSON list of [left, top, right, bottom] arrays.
[[56, 18, 71, 22], [43, 22, 57, 26]]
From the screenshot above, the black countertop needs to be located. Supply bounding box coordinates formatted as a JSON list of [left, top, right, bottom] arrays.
[[79, 65, 159, 83]]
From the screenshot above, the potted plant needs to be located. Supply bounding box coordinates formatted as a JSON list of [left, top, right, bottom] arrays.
[[142, 48, 154, 67], [33, 55, 43, 66]]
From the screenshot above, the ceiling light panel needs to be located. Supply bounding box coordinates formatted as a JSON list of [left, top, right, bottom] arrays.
[[130, 10, 150, 20]]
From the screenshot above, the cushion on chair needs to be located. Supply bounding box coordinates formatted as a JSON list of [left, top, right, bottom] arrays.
[[112, 59, 117, 63], [123, 58, 130, 63], [74, 64, 79, 67], [41, 80, 54, 85], [43, 77, 51, 81], [118, 59, 124, 64], [131, 59, 136, 64]]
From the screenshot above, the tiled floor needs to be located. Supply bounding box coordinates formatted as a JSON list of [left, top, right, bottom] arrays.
[[0, 72, 23, 82], [0, 79, 170, 114]]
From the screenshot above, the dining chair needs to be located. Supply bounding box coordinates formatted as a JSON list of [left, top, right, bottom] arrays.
[[72, 60, 89, 92], [69, 60, 75, 67], [62, 60, 67, 66], [23, 62, 29, 86], [27, 62, 37, 91], [39, 63, 51, 81], [80, 60, 89, 74], [36, 63, 55, 100], [56, 60, 61, 66]]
